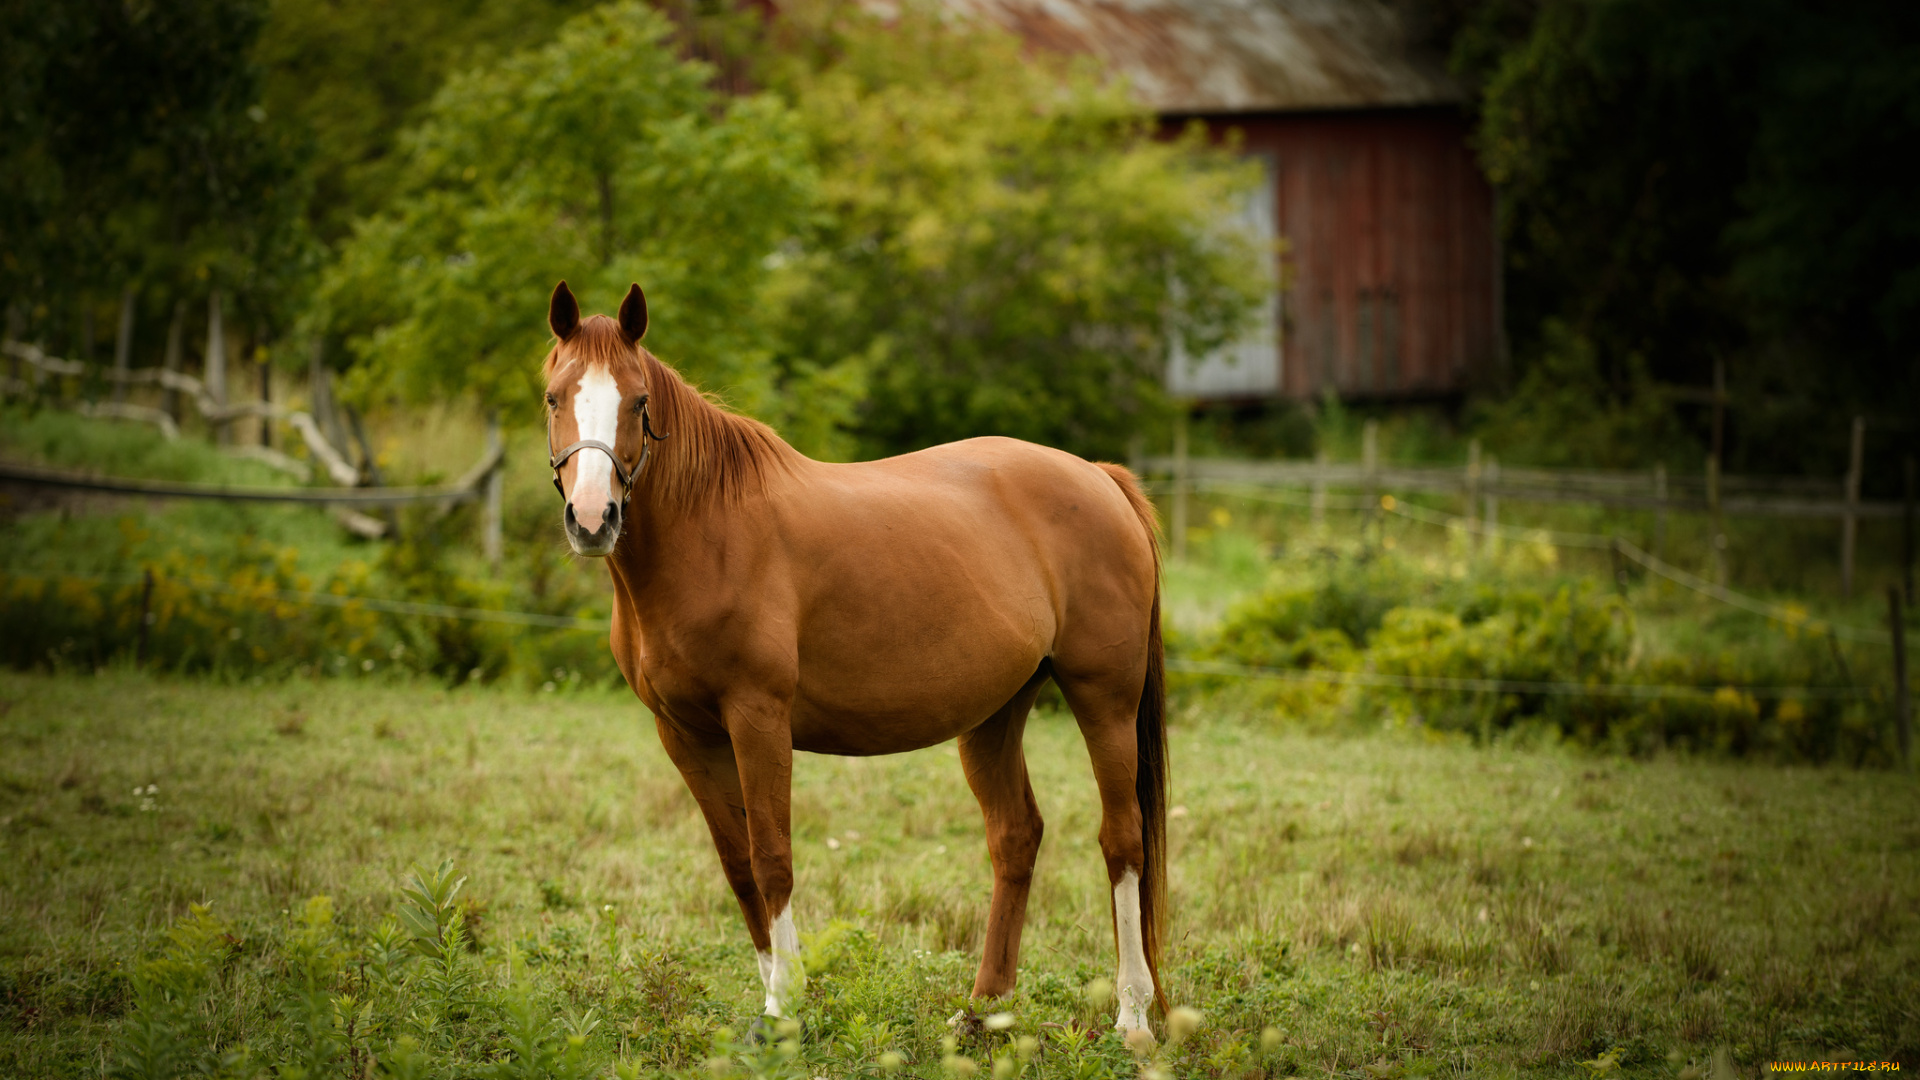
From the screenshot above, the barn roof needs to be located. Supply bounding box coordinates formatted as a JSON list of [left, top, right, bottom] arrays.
[[932, 0, 1464, 114]]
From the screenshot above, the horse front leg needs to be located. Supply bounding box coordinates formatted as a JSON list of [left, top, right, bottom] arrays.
[[723, 696, 800, 1019], [654, 723, 781, 1010]]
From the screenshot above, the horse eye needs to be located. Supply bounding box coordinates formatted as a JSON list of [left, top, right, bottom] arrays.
[[630, 399, 644, 415], [545, 394, 557, 408]]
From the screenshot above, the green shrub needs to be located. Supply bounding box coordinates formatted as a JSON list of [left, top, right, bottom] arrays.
[[0, 517, 616, 688], [1195, 549, 1896, 764]]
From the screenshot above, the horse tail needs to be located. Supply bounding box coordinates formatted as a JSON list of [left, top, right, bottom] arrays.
[[1095, 462, 1169, 1015]]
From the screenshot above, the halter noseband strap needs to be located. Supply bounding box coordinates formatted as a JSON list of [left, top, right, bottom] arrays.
[[547, 393, 669, 507]]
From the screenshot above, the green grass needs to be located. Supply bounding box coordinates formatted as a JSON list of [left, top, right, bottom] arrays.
[[2, 670, 1916, 1077]]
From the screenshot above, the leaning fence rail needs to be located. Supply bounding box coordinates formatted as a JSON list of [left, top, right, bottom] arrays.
[[0, 443, 504, 507]]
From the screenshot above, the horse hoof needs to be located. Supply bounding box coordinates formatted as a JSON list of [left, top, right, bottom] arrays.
[[1122, 1027, 1157, 1056]]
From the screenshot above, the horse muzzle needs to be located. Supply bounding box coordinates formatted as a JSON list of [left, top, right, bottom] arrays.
[[564, 499, 622, 557]]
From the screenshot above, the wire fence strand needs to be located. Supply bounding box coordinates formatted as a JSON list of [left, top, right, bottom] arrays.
[[1193, 478, 1895, 646], [1167, 658, 1867, 700], [3, 570, 610, 632]]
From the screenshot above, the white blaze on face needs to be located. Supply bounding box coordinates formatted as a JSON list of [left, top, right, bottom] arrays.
[[1112, 868, 1153, 1033], [568, 365, 622, 532], [760, 905, 801, 1018]]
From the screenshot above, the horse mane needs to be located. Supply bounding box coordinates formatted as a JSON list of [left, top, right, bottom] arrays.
[[544, 315, 800, 510]]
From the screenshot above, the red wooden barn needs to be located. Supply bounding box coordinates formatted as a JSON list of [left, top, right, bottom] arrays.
[[939, 0, 1504, 402]]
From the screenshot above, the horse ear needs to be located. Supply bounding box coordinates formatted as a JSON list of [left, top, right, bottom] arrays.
[[617, 283, 648, 343], [548, 280, 580, 341]]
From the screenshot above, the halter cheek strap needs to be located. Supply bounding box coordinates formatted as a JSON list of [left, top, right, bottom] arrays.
[[547, 394, 669, 507]]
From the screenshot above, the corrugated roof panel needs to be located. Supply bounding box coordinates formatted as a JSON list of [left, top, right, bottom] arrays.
[[935, 0, 1463, 113]]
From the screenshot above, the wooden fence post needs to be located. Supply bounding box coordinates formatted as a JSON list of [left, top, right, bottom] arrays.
[[1842, 415, 1864, 598], [1172, 407, 1189, 563], [1466, 438, 1482, 552], [205, 288, 228, 444], [135, 568, 154, 666], [1363, 419, 1379, 540], [1311, 449, 1328, 529], [1903, 455, 1914, 606], [112, 285, 135, 404], [1484, 455, 1500, 556], [1707, 454, 1725, 585], [1709, 359, 1727, 586], [484, 414, 503, 567], [4, 301, 22, 385], [1892, 586, 1911, 769], [162, 299, 185, 423], [1653, 463, 1668, 564], [257, 344, 273, 448]]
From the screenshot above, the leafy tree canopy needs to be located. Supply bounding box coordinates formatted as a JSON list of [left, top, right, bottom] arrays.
[[1437, 0, 1920, 476], [321, 2, 818, 431], [0, 0, 309, 340], [254, 0, 602, 247]]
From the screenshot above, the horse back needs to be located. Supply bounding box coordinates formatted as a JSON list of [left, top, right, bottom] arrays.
[[763, 437, 1156, 752]]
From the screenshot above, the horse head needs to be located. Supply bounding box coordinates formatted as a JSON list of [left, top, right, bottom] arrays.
[[541, 280, 659, 557]]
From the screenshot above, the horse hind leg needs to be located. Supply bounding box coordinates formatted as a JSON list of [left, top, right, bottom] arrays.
[[957, 670, 1050, 999], [1054, 667, 1158, 1036]]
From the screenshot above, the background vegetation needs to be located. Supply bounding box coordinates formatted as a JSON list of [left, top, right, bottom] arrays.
[[3, 0, 1917, 1073], [1431, 0, 1920, 481]]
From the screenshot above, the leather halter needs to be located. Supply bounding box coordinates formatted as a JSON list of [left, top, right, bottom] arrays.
[[547, 393, 669, 507]]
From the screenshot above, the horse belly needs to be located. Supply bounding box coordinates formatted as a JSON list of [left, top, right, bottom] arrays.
[[786, 566, 1053, 755]]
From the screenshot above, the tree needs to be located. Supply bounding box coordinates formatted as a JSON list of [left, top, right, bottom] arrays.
[[762, 0, 1269, 461], [1439, 0, 1920, 475], [321, 2, 819, 431], [0, 0, 309, 359], [253, 0, 604, 248]]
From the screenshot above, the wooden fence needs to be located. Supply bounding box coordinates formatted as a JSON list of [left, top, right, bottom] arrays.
[[2, 339, 506, 555], [1141, 416, 1915, 598]]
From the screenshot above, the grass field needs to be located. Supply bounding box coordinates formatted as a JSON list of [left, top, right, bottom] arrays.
[[2, 670, 1916, 1078]]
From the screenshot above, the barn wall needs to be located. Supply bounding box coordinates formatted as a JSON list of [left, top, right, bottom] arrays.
[[1176, 107, 1501, 401]]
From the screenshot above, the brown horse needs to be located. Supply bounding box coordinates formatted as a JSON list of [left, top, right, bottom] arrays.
[[540, 281, 1168, 1034]]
